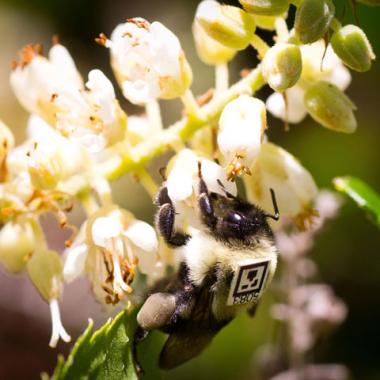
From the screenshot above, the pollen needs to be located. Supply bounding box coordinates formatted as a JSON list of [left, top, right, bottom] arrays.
[[95, 33, 108, 46], [127, 18, 150, 30], [226, 154, 252, 181], [18, 44, 43, 68]]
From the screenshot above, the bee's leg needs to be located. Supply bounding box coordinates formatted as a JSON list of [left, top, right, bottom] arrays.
[[133, 326, 150, 375], [197, 162, 217, 228], [155, 184, 171, 206], [155, 185, 190, 247], [168, 284, 197, 327]]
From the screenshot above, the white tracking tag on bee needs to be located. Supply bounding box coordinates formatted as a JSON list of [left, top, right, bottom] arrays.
[[227, 258, 271, 306]]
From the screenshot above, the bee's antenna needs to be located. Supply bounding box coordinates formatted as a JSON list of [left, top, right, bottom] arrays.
[[197, 160, 203, 179], [217, 179, 236, 199], [264, 188, 280, 221], [159, 167, 167, 181]]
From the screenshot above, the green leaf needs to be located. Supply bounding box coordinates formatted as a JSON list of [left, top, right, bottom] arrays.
[[333, 176, 380, 227], [49, 308, 140, 380]]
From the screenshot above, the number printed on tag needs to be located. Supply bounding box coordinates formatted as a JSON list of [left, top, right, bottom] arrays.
[[226, 259, 271, 306]]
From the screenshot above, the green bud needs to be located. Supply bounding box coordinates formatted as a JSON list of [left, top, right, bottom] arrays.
[[27, 249, 63, 301], [0, 219, 37, 273], [295, 0, 335, 44], [262, 43, 302, 92], [196, 1, 256, 50], [331, 25, 375, 72], [252, 15, 279, 30], [239, 0, 289, 16], [304, 81, 357, 133], [192, 19, 236, 65]]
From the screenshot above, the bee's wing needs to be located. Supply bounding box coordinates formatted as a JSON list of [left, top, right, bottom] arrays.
[[159, 331, 215, 369], [159, 283, 229, 370]]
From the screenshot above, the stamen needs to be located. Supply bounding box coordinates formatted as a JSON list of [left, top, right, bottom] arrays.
[[226, 154, 251, 181], [111, 241, 131, 295], [49, 298, 71, 348]]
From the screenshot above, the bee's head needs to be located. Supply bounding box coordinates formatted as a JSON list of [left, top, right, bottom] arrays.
[[210, 183, 279, 244], [215, 199, 267, 240]]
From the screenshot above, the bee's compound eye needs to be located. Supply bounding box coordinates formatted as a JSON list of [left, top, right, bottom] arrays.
[[226, 212, 243, 225]]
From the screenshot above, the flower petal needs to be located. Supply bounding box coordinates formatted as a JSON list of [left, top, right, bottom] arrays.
[[266, 87, 308, 124], [91, 215, 122, 247], [124, 220, 158, 253], [63, 243, 88, 283], [201, 158, 237, 196]]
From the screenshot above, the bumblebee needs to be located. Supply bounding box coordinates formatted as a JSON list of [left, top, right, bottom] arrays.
[[133, 163, 279, 372]]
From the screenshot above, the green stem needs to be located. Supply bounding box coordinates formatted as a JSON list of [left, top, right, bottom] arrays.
[[145, 100, 163, 133], [135, 168, 159, 199], [250, 35, 270, 59], [215, 63, 229, 93], [275, 17, 289, 42], [180, 89, 200, 118], [330, 18, 342, 32], [80, 193, 100, 215]]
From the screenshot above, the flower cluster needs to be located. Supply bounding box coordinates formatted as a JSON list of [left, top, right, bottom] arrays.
[[0, 0, 376, 353]]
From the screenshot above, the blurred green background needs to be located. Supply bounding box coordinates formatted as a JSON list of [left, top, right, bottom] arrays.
[[0, 0, 379, 379]]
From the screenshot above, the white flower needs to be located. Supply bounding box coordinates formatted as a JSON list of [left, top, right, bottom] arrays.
[[106, 18, 192, 105], [53, 69, 126, 152], [165, 149, 237, 227], [0, 172, 34, 208], [10, 45, 126, 152], [217, 95, 266, 180], [266, 40, 351, 124], [167, 149, 236, 202], [8, 115, 87, 190], [244, 142, 318, 228], [63, 206, 158, 305], [10, 44, 82, 123]]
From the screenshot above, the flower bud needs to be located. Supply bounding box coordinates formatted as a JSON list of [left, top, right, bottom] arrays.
[[27, 249, 63, 301], [244, 142, 318, 223], [239, 0, 289, 16], [195, 1, 256, 50], [218, 95, 266, 180], [304, 81, 357, 133], [331, 25, 375, 72], [192, 19, 236, 65], [262, 43, 302, 92], [0, 219, 37, 273], [295, 0, 335, 44], [26, 117, 85, 190]]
